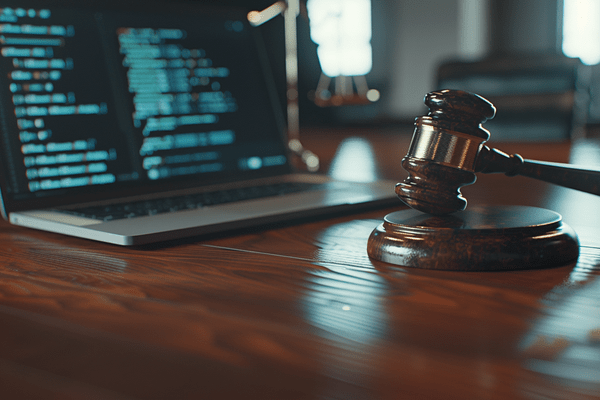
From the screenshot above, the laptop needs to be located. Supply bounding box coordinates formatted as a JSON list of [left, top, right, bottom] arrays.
[[0, 0, 397, 245]]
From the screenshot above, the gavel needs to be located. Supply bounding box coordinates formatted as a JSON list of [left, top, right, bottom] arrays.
[[397, 89, 600, 215]]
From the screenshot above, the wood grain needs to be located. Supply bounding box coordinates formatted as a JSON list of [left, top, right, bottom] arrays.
[[2, 129, 600, 399]]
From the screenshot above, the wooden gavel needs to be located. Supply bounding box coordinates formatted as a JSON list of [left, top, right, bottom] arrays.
[[397, 89, 600, 215]]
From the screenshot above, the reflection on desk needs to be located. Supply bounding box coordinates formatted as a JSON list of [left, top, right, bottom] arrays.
[[1, 128, 600, 399]]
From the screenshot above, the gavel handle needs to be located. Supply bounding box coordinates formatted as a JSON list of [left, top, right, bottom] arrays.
[[476, 146, 600, 196]]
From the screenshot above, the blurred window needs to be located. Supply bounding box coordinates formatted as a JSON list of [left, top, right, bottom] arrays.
[[563, 0, 600, 65], [306, 0, 372, 77]]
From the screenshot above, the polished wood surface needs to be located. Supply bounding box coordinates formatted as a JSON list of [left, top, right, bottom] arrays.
[[2, 127, 600, 399], [367, 205, 579, 270]]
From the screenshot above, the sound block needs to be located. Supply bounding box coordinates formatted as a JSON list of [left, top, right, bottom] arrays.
[[367, 206, 579, 271]]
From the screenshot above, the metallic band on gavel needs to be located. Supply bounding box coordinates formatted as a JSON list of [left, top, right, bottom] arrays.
[[407, 122, 484, 172]]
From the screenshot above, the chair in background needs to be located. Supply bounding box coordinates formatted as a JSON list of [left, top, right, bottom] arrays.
[[436, 53, 590, 141]]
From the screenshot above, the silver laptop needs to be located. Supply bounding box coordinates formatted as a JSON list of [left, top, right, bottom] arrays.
[[0, 0, 397, 245]]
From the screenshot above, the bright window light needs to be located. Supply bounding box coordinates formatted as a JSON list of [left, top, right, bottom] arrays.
[[307, 0, 372, 77], [328, 137, 377, 182], [563, 0, 600, 65]]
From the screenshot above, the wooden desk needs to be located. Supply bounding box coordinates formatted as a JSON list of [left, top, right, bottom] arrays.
[[2, 128, 600, 399]]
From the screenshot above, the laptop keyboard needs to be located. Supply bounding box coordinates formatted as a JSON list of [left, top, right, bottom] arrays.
[[57, 182, 320, 222]]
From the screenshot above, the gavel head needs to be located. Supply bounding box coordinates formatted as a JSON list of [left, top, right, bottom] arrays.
[[396, 89, 496, 215]]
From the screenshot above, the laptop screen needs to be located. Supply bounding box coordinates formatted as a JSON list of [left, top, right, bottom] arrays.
[[0, 0, 290, 215]]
